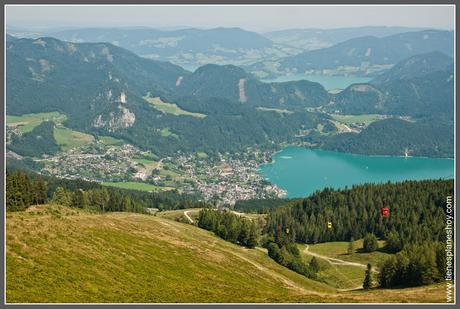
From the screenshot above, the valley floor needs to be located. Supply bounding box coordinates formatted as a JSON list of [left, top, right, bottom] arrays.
[[6, 205, 451, 303]]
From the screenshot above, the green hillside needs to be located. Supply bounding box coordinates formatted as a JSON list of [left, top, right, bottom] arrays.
[[7, 205, 334, 303], [6, 205, 448, 303]]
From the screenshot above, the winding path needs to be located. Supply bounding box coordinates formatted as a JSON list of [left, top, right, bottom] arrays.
[[183, 210, 194, 224], [303, 245, 377, 291], [303, 245, 369, 269]]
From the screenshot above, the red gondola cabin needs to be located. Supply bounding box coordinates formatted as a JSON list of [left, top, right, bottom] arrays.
[[381, 207, 389, 217]]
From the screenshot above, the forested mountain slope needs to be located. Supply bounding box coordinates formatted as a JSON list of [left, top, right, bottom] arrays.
[[331, 52, 454, 117], [175, 64, 330, 109], [6, 36, 330, 156]]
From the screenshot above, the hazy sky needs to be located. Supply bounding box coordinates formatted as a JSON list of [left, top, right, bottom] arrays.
[[6, 5, 455, 32]]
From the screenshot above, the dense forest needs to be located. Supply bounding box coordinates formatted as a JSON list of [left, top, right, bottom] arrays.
[[6, 169, 208, 213], [175, 63, 330, 110], [332, 52, 453, 118], [266, 179, 453, 250], [262, 179, 453, 287], [234, 198, 293, 213], [8, 121, 60, 157], [378, 242, 447, 288], [320, 118, 454, 158]]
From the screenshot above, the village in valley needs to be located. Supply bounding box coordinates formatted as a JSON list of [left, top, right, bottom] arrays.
[[7, 125, 286, 205]]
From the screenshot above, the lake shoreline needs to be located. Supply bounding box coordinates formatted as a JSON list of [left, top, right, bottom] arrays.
[[258, 146, 454, 198]]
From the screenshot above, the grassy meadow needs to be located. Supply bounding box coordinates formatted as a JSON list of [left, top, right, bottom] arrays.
[[99, 135, 125, 146], [101, 181, 174, 192], [6, 205, 449, 303], [54, 127, 94, 151], [6, 112, 67, 133], [330, 114, 383, 125], [298, 239, 389, 290], [144, 96, 206, 119]]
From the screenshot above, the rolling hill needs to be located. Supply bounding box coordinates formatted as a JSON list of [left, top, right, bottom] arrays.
[[6, 204, 448, 303], [264, 26, 427, 50], [175, 64, 330, 109], [251, 30, 453, 78], [42, 27, 296, 68]]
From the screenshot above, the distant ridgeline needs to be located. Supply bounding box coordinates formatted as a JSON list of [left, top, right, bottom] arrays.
[[6, 31, 454, 158], [266, 179, 453, 250], [6, 169, 208, 212], [250, 30, 454, 77]]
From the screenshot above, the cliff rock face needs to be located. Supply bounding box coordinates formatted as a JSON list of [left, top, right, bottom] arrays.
[[92, 91, 135, 131]]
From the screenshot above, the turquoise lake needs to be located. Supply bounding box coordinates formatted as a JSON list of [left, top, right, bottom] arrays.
[[262, 74, 372, 90], [259, 147, 454, 198]]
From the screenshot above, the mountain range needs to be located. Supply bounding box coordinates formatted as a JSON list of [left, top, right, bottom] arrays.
[[6, 36, 330, 156], [6, 32, 454, 158], [38, 27, 298, 68], [9, 26, 450, 77]]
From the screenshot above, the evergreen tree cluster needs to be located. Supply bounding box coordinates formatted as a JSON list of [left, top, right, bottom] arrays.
[[6, 170, 47, 211], [197, 209, 259, 248], [378, 242, 447, 288], [8, 121, 60, 157], [363, 233, 379, 252], [265, 241, 318, 279], [266, 179, 453, 251], [234, 198, 294, 214], [51, 186, 146, 213], [7, 169, 209, 213]]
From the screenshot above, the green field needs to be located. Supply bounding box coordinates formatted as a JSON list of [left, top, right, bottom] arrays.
[[256, 107, 293, 114], [144, 96, 206, 119], [99, 135, 125, 146], [298, 239, 391, 289], [160, 128, 179, 139], [54, 127, 94, 151], [156, 208, 202, 222], [304, 239, 390, 266], [160, 168, 181, 178], [133, 158, 159, 167], [101, 181, 173, 192], [6, 205, 447, 303], [196, 152, 208, 159], [330, 114, 383, 125], [6, 112, 67, 133]]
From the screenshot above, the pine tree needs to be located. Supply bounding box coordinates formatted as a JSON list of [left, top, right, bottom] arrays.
[[246, 221, 259, 248], [363, 233, 379, 252], [309, 257, 320, 273], [122, 196, 132, 212], [72, 189, 89, 209], [363, 263, 373, 289], [347, 237, 354, 255], [237, 220, 250, 246], [51, 187, 71, 207]]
